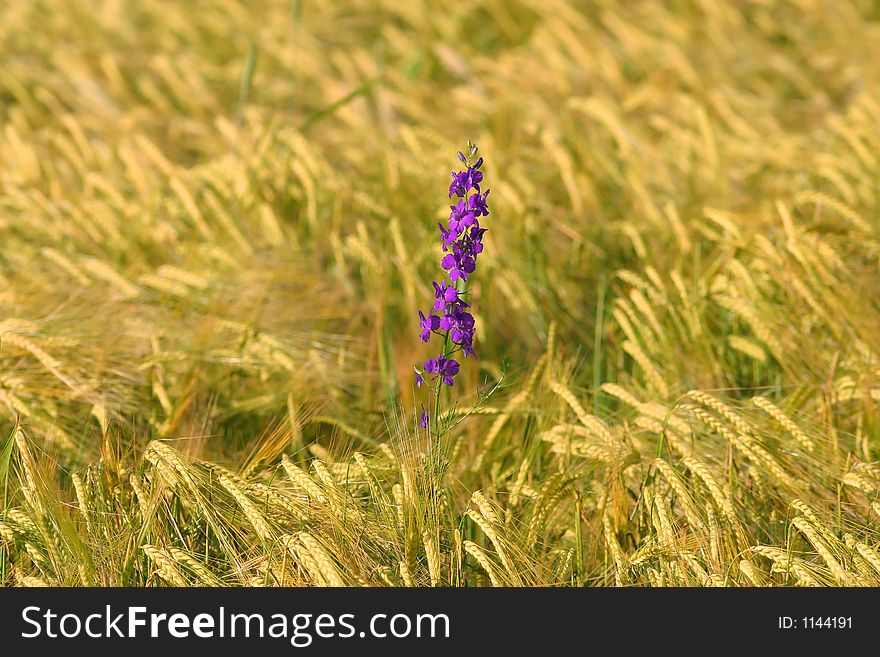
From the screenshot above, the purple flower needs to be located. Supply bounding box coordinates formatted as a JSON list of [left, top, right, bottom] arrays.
[[440, 225, 460, 248], [461, 168, 483, 194], [433, 357, 459, 385], [452, 327, 474, 349], [442, 305, 475, 345], [441, 244, 476, 281], [440, 358, 460, 386], [420, 407, 429, 428], [450, 200, 476, 230], [470, 225, 487, 246], [423, 355, 461, 386], [432, 280, 462, 312], [468, 190, 490, 217], [448, 171, 469, 198], [418, 310, 440, 342], [448, 164, 484, 198], [450, 326, 469, 345]]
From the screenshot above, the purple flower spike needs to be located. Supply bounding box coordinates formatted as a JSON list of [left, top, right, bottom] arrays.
[[416, 143, 490, 409]]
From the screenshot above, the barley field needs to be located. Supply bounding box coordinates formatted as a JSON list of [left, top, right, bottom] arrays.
[[1, 0, 880, 587]]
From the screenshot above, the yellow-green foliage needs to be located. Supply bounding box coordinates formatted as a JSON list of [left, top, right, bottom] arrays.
[[2, 0, 880, 586]]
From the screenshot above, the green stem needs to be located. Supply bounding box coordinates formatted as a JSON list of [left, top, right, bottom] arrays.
[[432, 328, 451, 449]]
